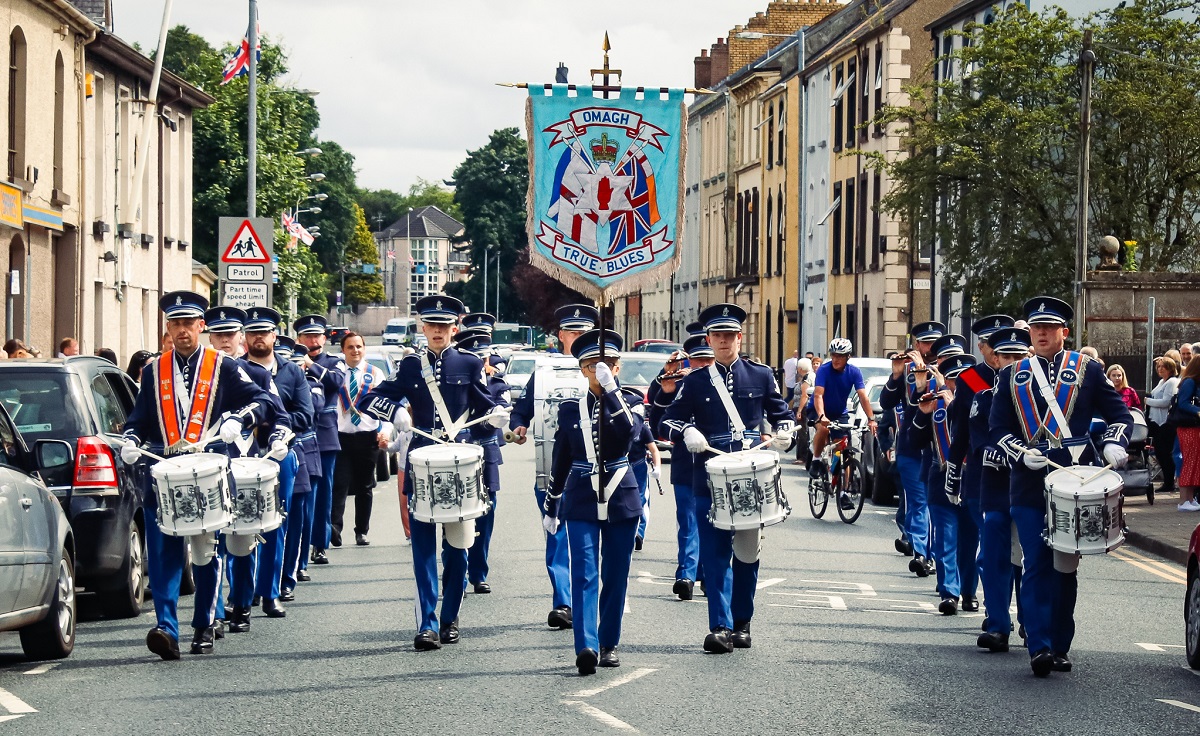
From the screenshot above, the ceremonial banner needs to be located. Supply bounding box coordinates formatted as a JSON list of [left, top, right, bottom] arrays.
[[526, 85, 686, 299]]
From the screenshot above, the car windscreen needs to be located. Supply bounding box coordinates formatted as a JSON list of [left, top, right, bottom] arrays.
[[366, 357, 393, 377], [384, 325, 404, 334], [0, 371, 91, 442], [508, 357, 538, 377], [618, 357, 666, 387], [855, 365, 890, 382]]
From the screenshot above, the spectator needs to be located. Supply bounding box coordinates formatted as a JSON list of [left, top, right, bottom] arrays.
[[95, 347, 118, 365], [57, 337, 78, 357], [1106, 364, 1141, 410], [1173, 357, 1200, 511], [1080, 346, 1103, 369], [125, 350, 154, 383], [794, 358, 813, 411], [1145, 356, 1180, 496], [783, 350, 799, 403], [2, 339, 31, 358], [1180, 343, 1192, 369], [160, 331, 174, 352], [1167, 349, 1183, 370], [0, 348, 7, 359]]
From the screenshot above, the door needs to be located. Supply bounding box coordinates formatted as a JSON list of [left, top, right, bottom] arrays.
[[0, 472, 24, 613], [0, 407, 51, 610]]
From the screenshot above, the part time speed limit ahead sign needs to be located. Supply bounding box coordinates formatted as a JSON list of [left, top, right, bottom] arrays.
[[218, 217, 274, 309]]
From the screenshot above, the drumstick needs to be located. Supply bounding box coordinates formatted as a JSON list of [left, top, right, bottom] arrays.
[[130, 445, 168, 463], [411, 427, 448, 445], [1017, 446, 1068, 471]]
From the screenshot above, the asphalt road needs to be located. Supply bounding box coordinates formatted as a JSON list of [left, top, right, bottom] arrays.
[[1, 444, 1198, 734]]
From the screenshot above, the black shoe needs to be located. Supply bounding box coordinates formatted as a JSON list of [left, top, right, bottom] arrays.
[[439, 620, 460, 644], [280, 587, 296, 603], [312, 550, 329, 565], [252, 595, 262, 606], [731, 621, 752, 649], [938, 597, 958, 616], [599, 647, 620, 667], [547, 606, 573, 630], [894, 537, 914, 556], [297, 569, 311, 582], [839, 493, 855, 510], [1051, 653, 1072, 672], [355, 533, 370, 546], [634, 535, 644, 551], [961, 596, 979, 612], [213, 620, 225, 640], [414, 630, 442, 651], [331, 532, 342, 548], [981, 618, 990, 633], [704, 627, 734, 654], [228, 606, 251, 633], [473, 581, 491, 594], [1031, 650, 1054, 677], [576, 648, 599, 675], [190, 626, 215, 655], [809, 458, 825, 478], [923, 558, 936, 576], [909, 555, 930, 578], [262, 599, 287, 618], [146, 628, 180, 661], [977, 632, 1010, 652], [673, 579, 694, 601]]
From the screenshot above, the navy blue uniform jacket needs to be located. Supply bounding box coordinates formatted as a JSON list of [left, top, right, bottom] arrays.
[[550, 387, 644, 522]]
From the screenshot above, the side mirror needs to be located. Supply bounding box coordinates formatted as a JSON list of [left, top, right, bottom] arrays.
[[34, 439, 74, 472]]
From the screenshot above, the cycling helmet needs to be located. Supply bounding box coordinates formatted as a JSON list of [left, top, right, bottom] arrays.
[[828, 338, 853, 355]]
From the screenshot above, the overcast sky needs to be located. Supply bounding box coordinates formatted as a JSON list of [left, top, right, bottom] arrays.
[[112, 0, 1108, 193]]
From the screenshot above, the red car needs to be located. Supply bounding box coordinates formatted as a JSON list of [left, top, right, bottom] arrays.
[[1188, 522, 1200, 668]]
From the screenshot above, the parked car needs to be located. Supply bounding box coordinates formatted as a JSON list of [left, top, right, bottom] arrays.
[[632, 340, 683, 355], [326, 326, 351, 344], [0, 356, 149, 618], [1186, 521, 1200, 668], [617, 352, 668, 398], [382, 317, 417, 346], [0, 401, 78, 660]]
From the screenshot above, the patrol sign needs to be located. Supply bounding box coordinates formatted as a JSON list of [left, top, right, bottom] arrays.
[[218, 217, 274, 308]]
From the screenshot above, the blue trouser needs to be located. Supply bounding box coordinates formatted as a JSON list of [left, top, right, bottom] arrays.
[[695, 495, 759, 631], [928, 504, 961, 599], [634, 461, 649, 539], [187, 532, 223, 631], [960, 499, 982, 600], [1175, 436, 1183, 482], [1012, 505, 1078, 656], [410, 516, 468, 633], [468, 493, 496, 584], [144, 477, 222, 640], [674, 484, 700, 582], [312, 451, 338, 550], [298, 473, 317, 572], [226, 539, 258, 608], [894, 467, 907, 539], [980, 508, 1022, 635], [534, 487, 571, 609], [565, 516, 638, 654], [283, 488, 315, 591], [255, 451, 298, 600], [896, 455, 930, 558]]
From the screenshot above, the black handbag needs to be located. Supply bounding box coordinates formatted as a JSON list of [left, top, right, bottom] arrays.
[[1168, 386, 1200, 428]]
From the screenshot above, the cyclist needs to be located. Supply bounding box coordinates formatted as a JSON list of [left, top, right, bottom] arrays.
[[806, 339, 877, 507]]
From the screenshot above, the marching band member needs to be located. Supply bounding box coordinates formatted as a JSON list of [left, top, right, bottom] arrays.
[[331, 332, 389, 549], [647, 335, 713, 600], [277, 335, 323, 595], [911, 335, 972, 615], [294, 314, 346, 568], [455, 322, 510, 594], [543, 329, 643, 674], [122, 291, 279, 660], [881, 321, 945, 578], [356, 294, 506, 651], [631, 406, 659, 551], [509, 304, 598, 630], [975, 324, 1030, 652], [660, 304, 793, 654], [243, 309, 314, 617], [990, 297, 1132, 676]]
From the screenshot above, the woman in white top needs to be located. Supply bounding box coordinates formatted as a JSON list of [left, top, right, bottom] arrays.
[[1144, 355, 1180, 494]]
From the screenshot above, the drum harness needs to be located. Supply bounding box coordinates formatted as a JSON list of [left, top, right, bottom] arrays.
[[707, 364, 752, 452], [577, 394, 628, 502], [420, 352, 468, 442], [1027, 356, 1086, 466]]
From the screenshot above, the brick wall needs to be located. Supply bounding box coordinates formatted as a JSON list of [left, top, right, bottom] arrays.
[[728, 1, 845, 76]]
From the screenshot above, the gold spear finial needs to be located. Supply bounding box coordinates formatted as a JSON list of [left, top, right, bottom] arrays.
[[603, 31, 611, 54]]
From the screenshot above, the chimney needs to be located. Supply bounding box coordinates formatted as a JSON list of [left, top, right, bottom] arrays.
[[710, 38, 730, 84], [694, 48, 712, 89]]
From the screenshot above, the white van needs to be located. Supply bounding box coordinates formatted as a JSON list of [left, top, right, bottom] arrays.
[[383, 317, 418, 346]]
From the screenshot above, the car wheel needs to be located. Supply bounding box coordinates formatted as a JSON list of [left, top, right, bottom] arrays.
[[100, 522, 146, 619], [1187, 571, 1200, 669], [180, 543, 196, 596], [19, 553, 76, 660]]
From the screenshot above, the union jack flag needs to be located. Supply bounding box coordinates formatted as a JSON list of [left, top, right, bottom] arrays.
[[609, 152, 661, 249], [386, 249, 395, 260], [221, 24, 261, 85], [281, 212, 314, 246]]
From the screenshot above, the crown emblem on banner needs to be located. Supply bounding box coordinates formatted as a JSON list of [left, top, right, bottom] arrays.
[[590, 133, 618, 163]]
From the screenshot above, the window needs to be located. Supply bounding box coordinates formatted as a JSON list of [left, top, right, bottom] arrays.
[[8, 28, 27, 181], [766, 194, 773, 274], [736, 192, 745, 274], [91, 374, 127, 435], [857, 172, 868, 271], [833, 63, 844, 151], [872, 171, 882, 268], [874, 42, 884, 135], [846, 304, 857, 353], [777, 97, 786, 166], [861, 298, 871, 356], [776, 188, 784, 276], [766, 102, 775, 170], [751, 188, 760, 273], [941, 36, 954, 83], [846, 57, 857, 145], [844, 178, 856, 273], [53, 53, 65, 191], [831, 182, 842, 273], [832, 305, 842, 339], [860, 49, 871, 140]]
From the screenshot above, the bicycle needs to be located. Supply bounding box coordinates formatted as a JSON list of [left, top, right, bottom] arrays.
[[807, 420, 866, 523]]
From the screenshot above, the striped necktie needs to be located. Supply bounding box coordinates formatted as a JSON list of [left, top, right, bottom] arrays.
[[349, 367, 361, 426]]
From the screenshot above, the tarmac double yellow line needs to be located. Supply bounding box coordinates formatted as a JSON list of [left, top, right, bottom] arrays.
[[1110, 548, 1188, 585]]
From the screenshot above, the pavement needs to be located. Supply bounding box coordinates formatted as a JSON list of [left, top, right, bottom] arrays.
[[1123, 488, 1199, 565]]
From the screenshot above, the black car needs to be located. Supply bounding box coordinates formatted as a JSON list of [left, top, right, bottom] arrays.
[[326, 326, 351, 344], [0, 357, 148, 618]]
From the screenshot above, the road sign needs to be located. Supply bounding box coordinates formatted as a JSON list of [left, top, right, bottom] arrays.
[[218, 217, 273, 308]]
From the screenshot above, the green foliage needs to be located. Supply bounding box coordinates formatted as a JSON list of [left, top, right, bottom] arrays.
[[358, 178, 462, 231], [344, 204, 385, 305], [273, 228, 329, 321], [300, 141, 358, 277]]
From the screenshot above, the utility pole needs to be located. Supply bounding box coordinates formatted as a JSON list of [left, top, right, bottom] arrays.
[[482, 244, 490, 315], [247, 0, 258, 217], [1074, 29, 1095, 349]]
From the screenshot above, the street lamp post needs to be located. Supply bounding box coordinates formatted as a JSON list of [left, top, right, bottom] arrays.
[[482, 244, 491, 315]]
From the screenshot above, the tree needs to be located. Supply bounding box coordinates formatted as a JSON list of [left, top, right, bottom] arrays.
[[358, 178, 463, 231], [273, 229, 329, 322], [299, 141, 358, 279], [343, 204, 385, 305]]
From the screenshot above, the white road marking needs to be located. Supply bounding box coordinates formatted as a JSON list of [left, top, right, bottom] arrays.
[[1110, 550, 1186, 585], [561, 700, 638, 732], [1156, 699, 1200, 714], [635, 571, 674, 587], [756, 577, 785, 590], [569, 667, 658, 698], [767, 592, 847, 610], [23, 663, 58, 676], [796, 580, 876, 597], [1137, 643, 1186, 652], [0, 715, 24, 724], [0, 687, 36, 714]]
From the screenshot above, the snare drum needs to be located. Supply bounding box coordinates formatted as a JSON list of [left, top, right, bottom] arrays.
[[228, 457, 282, 535], [150, 453, 233, 537], [705, 450, 789, 531], [1044, 465, 1124, 555], [408, 444, 489, 523]]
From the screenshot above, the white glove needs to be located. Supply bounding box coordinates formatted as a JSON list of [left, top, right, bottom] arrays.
[[267, 440, 288, 461], [1023, 449, 1049, 470], [486, 407, 511, 429], [120, 438, 143, 465], [542, 514, 560, 535], [769, 432, 792, 451], [219, 417, 243, 445], [1103, 444, 1128, 469], [683, 427, 709, 454], [946, 492, 963, 507], [649, 463, 662, 479], [593, 362, 617, 393], [393, 408, 413, 433]]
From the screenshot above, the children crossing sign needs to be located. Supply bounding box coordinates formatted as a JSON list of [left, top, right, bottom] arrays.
[[218, 217, 274, 308]]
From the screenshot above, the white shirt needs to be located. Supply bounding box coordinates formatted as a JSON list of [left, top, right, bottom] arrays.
[[1145, 376, 1179, 426], [783, 357, 799, 388], [336, 362, 391, 434]]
